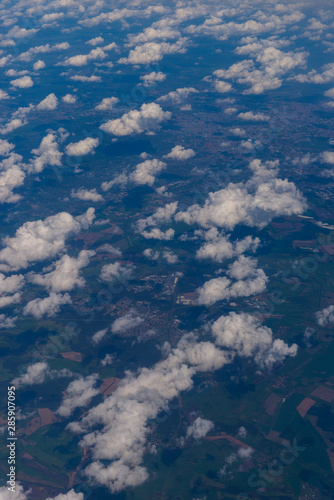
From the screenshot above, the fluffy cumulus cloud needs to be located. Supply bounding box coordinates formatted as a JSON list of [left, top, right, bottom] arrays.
[[0, 272, 24, 308], [130, 159, 166, 186], [92, 327, 109, 344], [237, 111, 270, 121], [57, 374, 99, 417], [63, 47, 107, 66], [0, 209, 95, 271], [33, 60, 45, 70], [86, 36, 104, 46], [23, 292, 72, 319], [65, 137, 99, 156], [29, 250, 94, 293], [164, 145, 195, 160], [0, 482, 28, 499], [11, 362, 71, 388], [0, 105, 34, 135], [62, 94, 77, 103], [140, 71, 166, 87], [211, 312, 298, 369], [176, 159, 306, 230], [100, 262, 135, 282], [95, 97, 119, 111], [197, 256, 268, 306], [136, 202, 178, 240], [111, 309, 144, 334], [100, 103, 171, 136], [213, 47, 308, 94], [10, 75, 33, 88], [186, 417, 214, 440], [316, 305, 334, 326], [157, 87, 198, 105], [119, 39, 187, 65], [46, 491, 84, 500], [71, 188, 104, 202], [0, 153, 26, 203], [28, 133, 62, 174], [196, 229, 260, 263], [70, 75, 102, 83], [36, 93, 58, 110]]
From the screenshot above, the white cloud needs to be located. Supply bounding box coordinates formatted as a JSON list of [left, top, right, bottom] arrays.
[[70, 75, 102, 83], [211, 312, 298, 369], [0, 153, 25, 203], [316, 305, 334, 326], [92, 328, 109, 344], [130, 159, 166, 186], [111, 309, 144, 334], [36, 93, 58, 111], [0, 483, 28, 499], [100, 103, 171, 136], [0, 314, 17, 329], [62, 94, 77, 103], [237, 111, 270, 121], [23, 293, 72, 319], [12, 362, 72, 388], [0, 209, 95, 271], [186, 417, 214, 439], [100, 262, 135, 282], [86, 36, 104, 46], [141, 228, 175, 240], [46, 492, 83, 500], [214, 80, 232, 93], [66, 137, 99, 156], [157, 87, 198, 105], [101, 174, 128, 191], [164, 145, 195, 160], [95, 97, 119, 111], [176, 160, 306, 231], [10, 76, 33, 88], [71, 188, 104, 202], [197, 256, 268, 306], [29, 250, 94, 293], [57, 374, 99, 417], [0, 90, 10, 99], [33, 60, 45, 70], [63, 47, 106, 66], [140, 71, 166, 87], [196, 230, 260, 263], [119, 39, 187, 65], [28, 133, 62, 174], [325, 87, 334, 99]]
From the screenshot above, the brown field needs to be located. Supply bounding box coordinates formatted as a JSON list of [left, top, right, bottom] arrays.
[[99, 377, 120, 395], [296, 397, 316, 418], [61, 352, 82, 362], [266, 430, 290, 447], [264, 393, 281, 415], [311, 385, 334, 403]]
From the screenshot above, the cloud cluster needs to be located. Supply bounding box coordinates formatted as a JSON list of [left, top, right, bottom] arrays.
[[29, 250, 94, 292], [57, 374, 99, 417], [186, 417, 214, 440], [140, 71, 166, 87], [12, 361, 72, 388], [95, 97, 119, 111], [111, 309, 144, 334], [196, 229, 260, 263], [100, 103, 171, 136], [136, 202, 178, 240], [316, 305, 334, 326], [176, 159, 306, 230], [23, 292, 72, 319], [0, 209, 95, 271], [65, 137, 99, 156], [119, 39, 187, 65], [37, 93, 58, 110], [164, 145, 195, 160], [63, 47, 106, 66], [130, 159, 166, 186], [71, 188, 104, 202], [197, 256, 268, 305], [211, 312, 298, 369], [100, 262, 135, 282], [28, 133, 62, 173]]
